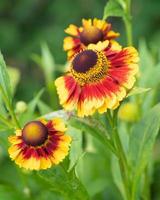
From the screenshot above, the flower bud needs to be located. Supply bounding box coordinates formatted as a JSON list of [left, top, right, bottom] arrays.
[[16, 101, 27, 114], [118, 102, 139, 122]]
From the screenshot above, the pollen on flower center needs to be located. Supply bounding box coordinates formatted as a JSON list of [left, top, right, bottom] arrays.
[[71, 49, 108, 85], [72, 50, 98, 73], [80, 26, 103, 45], [22, 121, 48, 146]]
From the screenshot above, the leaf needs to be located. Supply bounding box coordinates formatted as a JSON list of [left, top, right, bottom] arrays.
[[127, 87, 151, 97], [103, 0, 125, 19], [37, 100, 52, 115], [7, 67, 20, 94], [138, 40, 155, 88], [43, 110, 69, 121], [38, 166, 90, 200], [35, 190, 63, 200], [0, 185, 22, 200], [19, 89, 44, 125], [0, 52, 12, 103], [111, 155, 125, 200], [137, 40, 160, 113], [129, 103, 160, 196], [67, 126, 83, 171], [41, 42, 55, 82], [69, 116, 116, 155]]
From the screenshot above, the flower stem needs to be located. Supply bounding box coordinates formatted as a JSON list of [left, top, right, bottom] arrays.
[[142, 168, 151, 200], [7, 103, 21, 129], [107, 110, 131, 199], [124, 0, 133, 46], [0, 114, 14, 128], [0, 85, 21, 129]]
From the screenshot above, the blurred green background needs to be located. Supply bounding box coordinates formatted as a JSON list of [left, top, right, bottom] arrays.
[[0, 0, 160, 200], [0, 0, 160, 101]]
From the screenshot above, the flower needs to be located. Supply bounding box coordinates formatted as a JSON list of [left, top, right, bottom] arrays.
[[8, 118, 72, 170], [55, 41, 139, 117], [63, 18, 119, 60]]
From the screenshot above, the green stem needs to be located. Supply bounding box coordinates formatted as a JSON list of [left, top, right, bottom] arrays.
[[7, 103, 21, 129], [123, 0, 133, 46], [107, 111, 131, 199], [124, 17, 132, 46], [0, 85, 21, 128], [0, 114, 14, 128], [142, 168, 151, 200], [114, 128, 131, 200]]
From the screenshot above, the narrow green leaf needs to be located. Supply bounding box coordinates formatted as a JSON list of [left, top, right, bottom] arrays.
[[38, 166, 90, 200], [127, 87, 151, 97], [37, 100, 52, 115], [41, 42, 55, 81], [67, 126, 83, 171], [69, 116, 117, 155], [0, 52, 12, 103], [103, 0, 125, 19], [138, 40, 155, 87], [19, 89, 44, 125], [7, 67, 20, 94], [129, 103, 160, 197], [111, 155, 125, 200], [43, 110, 69, 121]]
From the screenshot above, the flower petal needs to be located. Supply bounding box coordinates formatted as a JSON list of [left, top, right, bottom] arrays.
[[55, 75, 81, 110], [65, 24, 79, 36]]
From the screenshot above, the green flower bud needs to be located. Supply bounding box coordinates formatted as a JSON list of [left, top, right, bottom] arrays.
[[16, 101, 27, 114], [118, 102, 139, 122]]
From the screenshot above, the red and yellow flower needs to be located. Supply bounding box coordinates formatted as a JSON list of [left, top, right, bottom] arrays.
[[64, 18, 120, 60], [8, 118, 71, 170], [55, 41, 139, 117]]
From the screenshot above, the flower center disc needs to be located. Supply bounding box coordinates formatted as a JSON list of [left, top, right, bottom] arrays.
[[71, 50, 108, 85], [80, 26, 103, 45], [72, 50, 97, 73], [22, 121, 48, 146]]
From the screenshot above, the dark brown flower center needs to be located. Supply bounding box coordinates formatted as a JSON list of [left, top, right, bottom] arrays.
[[71, 50, 108, 85], [80, 26, 103, 45], [72, 50, 97, 73], [22, 121, 48, 146]]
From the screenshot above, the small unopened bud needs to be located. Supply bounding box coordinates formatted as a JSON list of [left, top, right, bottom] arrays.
[[23, 187, 30, 197], [118, 102, 139, 122], [16, 101, 27, 114]]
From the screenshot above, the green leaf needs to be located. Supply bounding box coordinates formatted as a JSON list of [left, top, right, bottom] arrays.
[[129, 103, 160, 197], [69, 116, 116, 155], [43, 110, 69, 121], [37, 100, 52, 115], [41, 42, 55, 81], [32, 42, 55, 82], [38, 166, 90, 200], [67, 126, 83, 171], [127, 87, 151, 97], [138, 40, 155, 88], [0, 52, 12, 103], [7, 67, 20, 94], [19, 89, 44, 125], [103, 0, 125, 19], [0, 185, 22, 200], [111, 155, 125, 200]]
